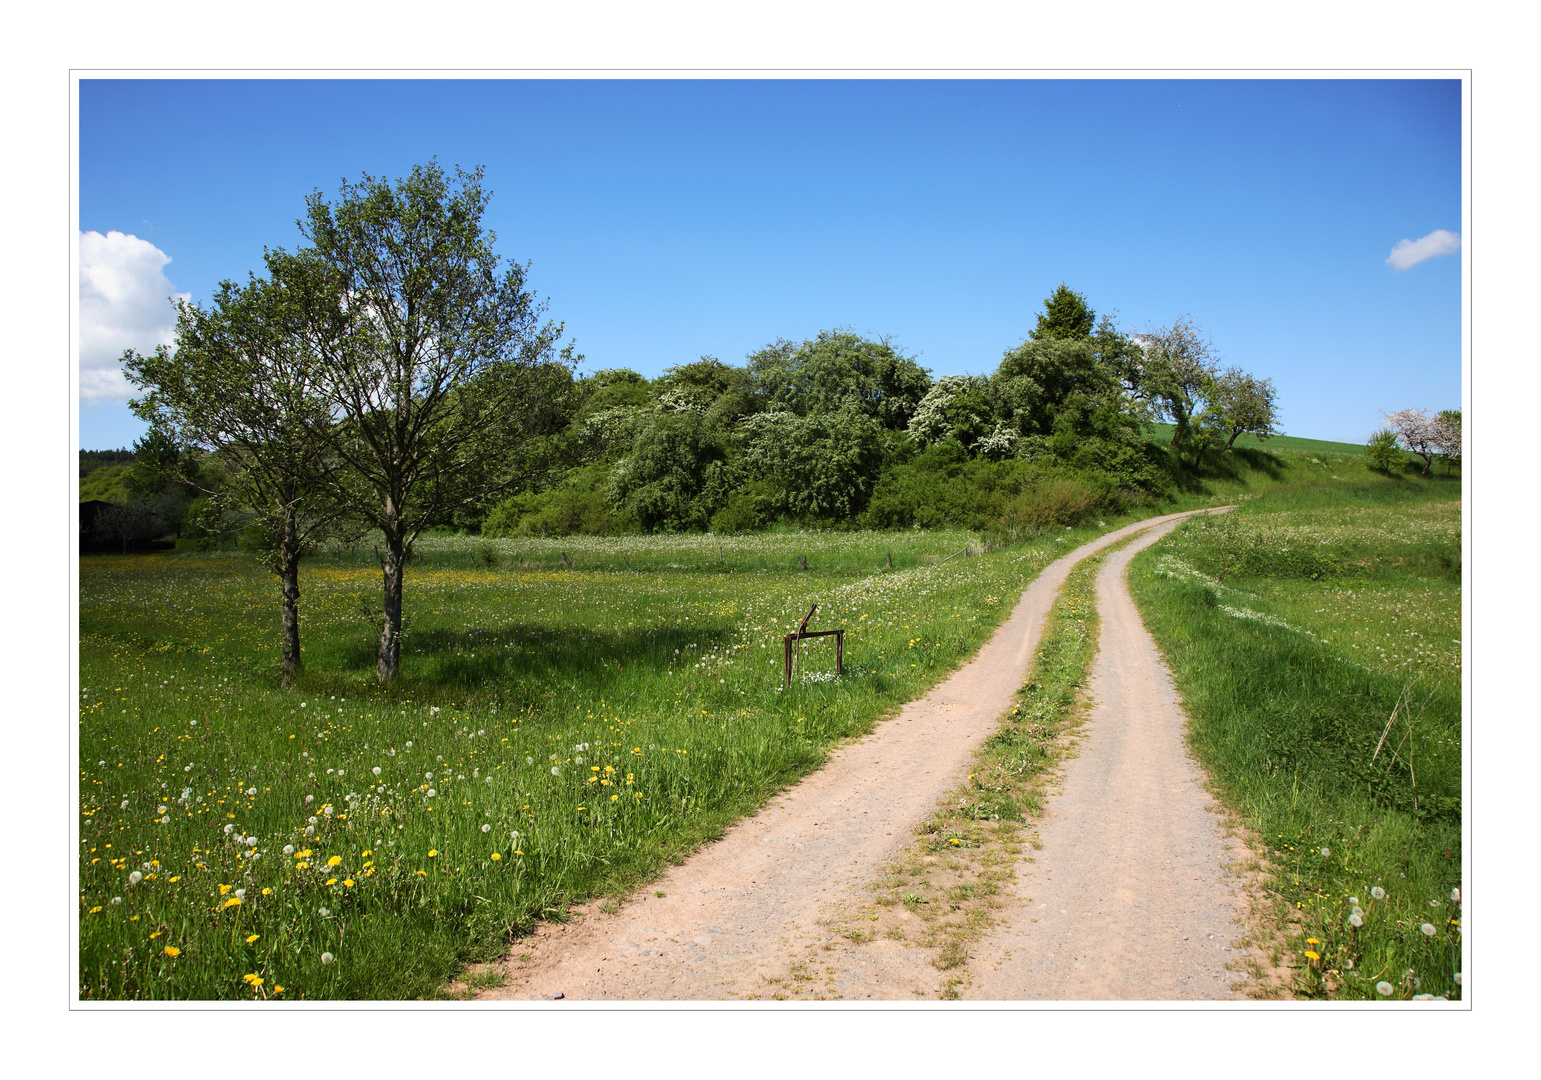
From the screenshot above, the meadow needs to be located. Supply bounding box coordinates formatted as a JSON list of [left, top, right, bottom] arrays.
[[77, 440, 1459, 1001], [80, 526, 1119, 999], [1129, 472, 1463, 1000]]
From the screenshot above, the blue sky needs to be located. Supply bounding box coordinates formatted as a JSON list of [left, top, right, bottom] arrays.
[[77, 78, 1462, 449]]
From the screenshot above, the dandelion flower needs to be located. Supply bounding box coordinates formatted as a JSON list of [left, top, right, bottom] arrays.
[[491, 853, 501, 861], [343, 879, 354, 888], [1371, 886, 1387, 900], [428, 849, 438, 858], [245, 934, 260, 944], [164, 946, 180, 957], [327, 855, 342, 868], [1421, 923, 1437, 936], [1304, 950, 1319, 961], [222, 897, 242, 909], [1376, 981, 1394, 996], [320, 952, 334, 965]]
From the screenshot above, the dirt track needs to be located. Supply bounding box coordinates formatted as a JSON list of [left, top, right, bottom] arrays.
[[962, 517, 1252, 999], [480, 510, 1233, 1001]]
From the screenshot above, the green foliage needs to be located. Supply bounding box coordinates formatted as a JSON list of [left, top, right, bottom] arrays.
[[607, 411, 733, 532], [79, 464, 134, 503], [741, 407, 885, 522], [746, 330, 932, 430], [1030, 283, 1096, 341], [80, 448, 136, 478], [482, 463, 635, 537], [1364, 429, 1406, 474]]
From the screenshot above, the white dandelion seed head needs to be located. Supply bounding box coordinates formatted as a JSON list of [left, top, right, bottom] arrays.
[[1412, 993, 1435, 1001], [317, 907, 329, 917], [1376, 981, 1394, 996], [246, 787, 257, 797], [372, 767, 381, 776], [378, 786, 385, 794], [308, 816, 317, 825], [1421, 923, 1437, 936], [510, 831, 520, 840], [1451, 887, 1461, 903], [574, 756, 584, 765], [323, 805, 332, 816], [321, 952, 335, 965], [1349, 896, 1360, 906], [305, 794, 314, 804], [160, 815, 170, 824], [283, 845, 294, 856], [1454, 973, 1463, 986], [110, 896, 122, 905], [305, 825, 315, 835], [223, 824, 234, 835], [551, 766, 561, 776], [425, 772, 433, 780], [98, 760, 105, 767], [481, 824, 491, 833], [128, 871, 142, 886], [158, 805, 167, 814], [1371, 886, 1387, 900], [1349, 912, 1363, 927], [1320, 848, 1330, 857], [234, 888, 246, 899], [426, 789, 436, 798], [436, 755, 443, 763], [405, 741, 413, 749], [120, 800, 129, 809], [525, 756, 534, 765]]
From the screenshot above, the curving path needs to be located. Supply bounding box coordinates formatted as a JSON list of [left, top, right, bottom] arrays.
[[480, 509, 1229, 1001], [963, 516, 1251, 999]]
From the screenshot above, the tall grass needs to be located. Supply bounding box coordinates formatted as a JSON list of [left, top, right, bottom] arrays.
[[1128, 472, 1462, 1000], [80, 527, 1121, 1000]]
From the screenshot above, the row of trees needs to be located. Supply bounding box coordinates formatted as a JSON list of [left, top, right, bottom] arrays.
[[482, 285, 1279, 539]]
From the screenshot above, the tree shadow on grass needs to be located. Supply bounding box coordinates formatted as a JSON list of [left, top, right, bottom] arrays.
[[320, 622, 740, 702]]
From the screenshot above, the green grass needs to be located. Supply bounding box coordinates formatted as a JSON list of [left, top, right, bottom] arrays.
[[77, 445, 1434, 1001], [1127, 472, 1462, 1000], [80, 525, 1136, 1000]]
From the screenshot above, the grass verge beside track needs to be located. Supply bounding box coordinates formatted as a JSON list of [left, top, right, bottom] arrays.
[[1128, 474, 1462, 1000]]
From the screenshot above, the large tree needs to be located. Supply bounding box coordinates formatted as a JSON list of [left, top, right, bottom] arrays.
[[1132, 315, 1220, 464], [278, 162, 576, 681], [1204, 366, 1280, 451], [124, 274, 343, 687]]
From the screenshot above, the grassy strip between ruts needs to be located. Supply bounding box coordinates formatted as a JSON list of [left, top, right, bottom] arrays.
[[1127, 475, 1462, 1001], [810, 541, 1115, 1000]]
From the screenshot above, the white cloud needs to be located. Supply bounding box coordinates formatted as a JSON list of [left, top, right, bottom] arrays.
[[79, 230, 190, 404], [1386, 228, 1462, 271]]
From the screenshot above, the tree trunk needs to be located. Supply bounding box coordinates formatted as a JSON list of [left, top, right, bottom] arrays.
[[279, 547, 302, 689], [378, 530, 406, 682]]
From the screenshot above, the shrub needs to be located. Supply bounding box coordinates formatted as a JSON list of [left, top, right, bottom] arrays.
[[1364, 429, 1404, 474]]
